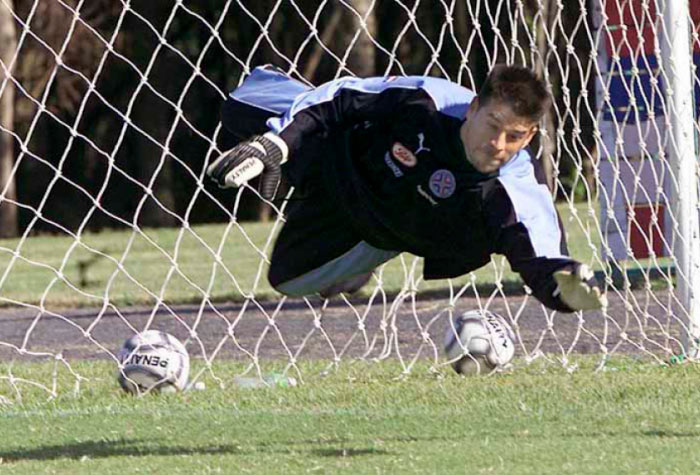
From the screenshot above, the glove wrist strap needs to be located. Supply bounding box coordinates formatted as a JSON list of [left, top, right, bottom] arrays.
[[262, 132, 289, 164]]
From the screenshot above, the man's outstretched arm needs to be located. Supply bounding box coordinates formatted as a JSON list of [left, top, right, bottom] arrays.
[[482, 159, 606, 312], [209, 72, 470, 196], [496, 224, 607, 312], [207, 78, 416, 198]]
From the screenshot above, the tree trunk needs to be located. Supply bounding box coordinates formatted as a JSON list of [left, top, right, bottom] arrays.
[[130, 3, 176, 228], [303, 7, 343, 81], [131, 89, 177, 228], [533, 0, 557, 194], [0, 0, 17, 237], [579, 0, 597, 199], [345, 0, 376, 76]]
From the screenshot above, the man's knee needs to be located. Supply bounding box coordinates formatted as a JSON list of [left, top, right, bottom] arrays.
[[268, 262, 307, 296], [270, 276, 327, 297]]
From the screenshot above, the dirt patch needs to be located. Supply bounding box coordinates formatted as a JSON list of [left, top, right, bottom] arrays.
[[0, 287, 686, 365]]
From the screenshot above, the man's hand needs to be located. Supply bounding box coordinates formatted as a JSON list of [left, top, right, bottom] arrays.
[[553, 263, 607, 311], [207, 132, 289, 199]]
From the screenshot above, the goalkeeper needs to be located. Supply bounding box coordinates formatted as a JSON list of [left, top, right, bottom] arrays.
[[208, 64, 606, 312]]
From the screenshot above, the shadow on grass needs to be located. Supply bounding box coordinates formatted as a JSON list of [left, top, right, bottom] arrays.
[[312, 447, 391, 457], [9, 430, 691, 464], [0, 437, 397, 463], [507, 429, 700, 439], [0, 438, 243, 463], [641, 430, 700, 438]]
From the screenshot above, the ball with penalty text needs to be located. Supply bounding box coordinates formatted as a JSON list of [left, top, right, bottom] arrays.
[[443, 310, 515, 375], [116, 330, 190, 394]]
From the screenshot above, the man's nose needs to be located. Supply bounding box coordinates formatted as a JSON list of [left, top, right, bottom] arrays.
[[490, 132, 506, 150]]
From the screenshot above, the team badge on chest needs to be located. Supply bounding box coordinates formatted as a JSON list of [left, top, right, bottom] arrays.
[[429, 169, 456, 198], [391, 142, 417, 167]]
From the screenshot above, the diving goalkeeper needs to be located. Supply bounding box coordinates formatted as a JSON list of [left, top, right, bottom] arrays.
[[207, 64, 606, 312]]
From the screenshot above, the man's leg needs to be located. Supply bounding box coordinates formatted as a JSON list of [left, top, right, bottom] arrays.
[[268, 191, 398, 298], [272, 241, 398, 297], [319, 272, 373, 299]]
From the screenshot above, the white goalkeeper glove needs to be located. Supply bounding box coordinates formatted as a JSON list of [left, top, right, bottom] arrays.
[[553, 263, 607, 311], [207, 132, 289, 199]]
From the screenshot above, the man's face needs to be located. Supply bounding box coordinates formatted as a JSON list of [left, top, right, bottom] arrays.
[[460, 98, 538, 173]]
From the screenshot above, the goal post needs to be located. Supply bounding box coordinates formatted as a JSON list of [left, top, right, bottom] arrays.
[[1, 0, 700, 401], [660, 0, 700, 358]]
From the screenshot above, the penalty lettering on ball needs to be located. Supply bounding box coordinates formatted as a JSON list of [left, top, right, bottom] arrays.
[[116, 330, 191, 395], [443, 310, 516, 375]]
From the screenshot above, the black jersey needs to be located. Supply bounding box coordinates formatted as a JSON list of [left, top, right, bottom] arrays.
[[326, 96, 493, 266], [227, 67, 579, 311]]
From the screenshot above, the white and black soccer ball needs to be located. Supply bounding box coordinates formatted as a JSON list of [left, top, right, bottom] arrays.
[[116, 330, 189, 394], [444, 310, 516, 375]]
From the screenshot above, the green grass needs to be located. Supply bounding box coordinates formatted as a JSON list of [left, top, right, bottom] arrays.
[[0, 203, 622, 308], [1, 358, 700, 474], [0, 201, 672, 308]]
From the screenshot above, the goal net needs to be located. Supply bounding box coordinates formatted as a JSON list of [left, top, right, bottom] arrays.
[[0, 0, 699, 400]]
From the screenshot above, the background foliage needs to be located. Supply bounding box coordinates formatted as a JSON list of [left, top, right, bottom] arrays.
[[0, 0, 597, 237]]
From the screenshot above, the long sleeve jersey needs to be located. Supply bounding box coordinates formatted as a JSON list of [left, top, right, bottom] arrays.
[[229, 66, 579, 311]]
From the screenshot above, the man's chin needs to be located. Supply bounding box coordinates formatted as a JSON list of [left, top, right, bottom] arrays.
[[466, 153, 502, 173], [475, 162, 501, 173]]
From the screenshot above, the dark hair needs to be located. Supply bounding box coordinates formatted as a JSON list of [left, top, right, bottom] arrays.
[[478, 64, 551, 122]]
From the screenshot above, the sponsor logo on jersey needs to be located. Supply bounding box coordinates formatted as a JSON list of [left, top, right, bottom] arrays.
[[383, 152, 403, 178], [392, 142, 417, 167], [429, 169, 456, 198], [416, 185, 438, 206]]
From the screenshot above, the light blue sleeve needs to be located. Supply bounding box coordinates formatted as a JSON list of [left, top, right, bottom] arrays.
[[266, 75, 476, 134], [497, 150, 565, 259], [229, 66, 313, 114]]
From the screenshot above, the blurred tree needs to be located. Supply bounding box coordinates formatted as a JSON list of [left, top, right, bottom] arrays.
[[531, 0, 558, 192], [344, 0, 377, 76], [13, 0, 126, 232], [4, 0, 596, 236], [125, 1, 178, 228], [0, 0, 17, 237], [525, 0, 596, 199]]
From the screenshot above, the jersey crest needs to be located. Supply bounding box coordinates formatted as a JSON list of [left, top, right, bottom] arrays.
[[429, 169, 456, 198]]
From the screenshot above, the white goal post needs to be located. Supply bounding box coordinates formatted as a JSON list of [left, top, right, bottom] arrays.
[[661, 0, 700, 357], [0, 0, 699, 400]]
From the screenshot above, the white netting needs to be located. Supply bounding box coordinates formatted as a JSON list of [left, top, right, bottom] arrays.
[[0, 0, 698, 400]]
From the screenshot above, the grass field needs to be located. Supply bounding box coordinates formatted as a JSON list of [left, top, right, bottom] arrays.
[[0, 203, 687, 474], [0, 202, 645, 309], [2, 359, 700, 474]]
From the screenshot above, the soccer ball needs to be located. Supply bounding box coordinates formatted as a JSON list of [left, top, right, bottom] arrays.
[[116, 330, 190, 394], [443, 310, 515, 375]]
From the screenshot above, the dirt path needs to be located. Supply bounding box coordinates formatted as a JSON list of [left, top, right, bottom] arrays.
[[0, 286, 685, 367]]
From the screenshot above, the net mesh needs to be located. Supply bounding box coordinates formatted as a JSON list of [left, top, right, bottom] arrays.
[[0, 0, 697, 400]]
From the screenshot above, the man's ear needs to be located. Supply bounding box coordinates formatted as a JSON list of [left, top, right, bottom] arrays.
[[466, 97, 479, 119], [521, 125, 538, 149]]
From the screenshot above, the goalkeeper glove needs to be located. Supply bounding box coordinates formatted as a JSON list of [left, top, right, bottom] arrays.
[[553, 263, 607, 311], [207, 132, 289, 199]]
